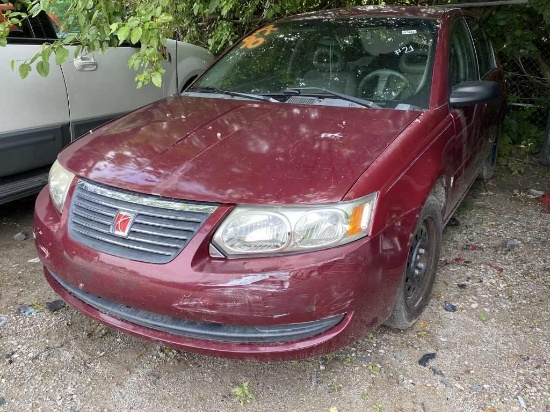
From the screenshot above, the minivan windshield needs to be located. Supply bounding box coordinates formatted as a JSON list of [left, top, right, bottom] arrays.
[[191, 17, 438, 109]]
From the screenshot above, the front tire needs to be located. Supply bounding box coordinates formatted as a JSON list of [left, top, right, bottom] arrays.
[[385, 195, 442, 329]]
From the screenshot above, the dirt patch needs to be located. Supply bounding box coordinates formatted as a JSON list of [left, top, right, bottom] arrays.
[[0, 164, 549, 412]]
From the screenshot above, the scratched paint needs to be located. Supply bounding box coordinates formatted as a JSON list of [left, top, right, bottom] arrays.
[[39, 245, 50, 258], [319, 132, 342, 140], [217, 274, 270, 286]]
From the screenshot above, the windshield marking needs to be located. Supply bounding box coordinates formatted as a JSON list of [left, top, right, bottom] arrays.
[[240, 24, 278, 49]]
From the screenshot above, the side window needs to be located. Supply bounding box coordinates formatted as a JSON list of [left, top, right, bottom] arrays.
[[4, 11, 58, 43], [466, 18, 496, 78], [449, 18, 478, 89], [26, 12, 58, 40]]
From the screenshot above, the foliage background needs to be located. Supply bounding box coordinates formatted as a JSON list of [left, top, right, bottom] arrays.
[[1, 0, 549, 161]]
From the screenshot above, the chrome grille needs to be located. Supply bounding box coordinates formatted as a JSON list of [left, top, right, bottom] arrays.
[[68, 180, 217, 263]]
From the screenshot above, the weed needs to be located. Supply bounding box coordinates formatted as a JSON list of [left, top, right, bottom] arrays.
[[364, 333, 377, 342], [373, 404, 383, 412], [331, 381, 342, 392], [416, 330, 429, 338], [368, 364, 381, 373], [232, 381, 254, 405], [361, 392, 369, 401], [457, 201, 474, 215], [324, 353, 335, 361], [342, 356, 352, 367], [477, 310, 488, 322]]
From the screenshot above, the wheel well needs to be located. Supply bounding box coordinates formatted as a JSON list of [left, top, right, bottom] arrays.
[[181, 76, 198, 93]]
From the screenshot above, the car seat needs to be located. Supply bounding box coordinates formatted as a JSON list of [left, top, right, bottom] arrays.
[[302, 42, 357, 96], [399, 50, 429, 93]]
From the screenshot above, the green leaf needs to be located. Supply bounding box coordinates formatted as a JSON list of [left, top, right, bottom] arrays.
[[29, 52, 40, 64], [157, 13, 173, 24], [128, 17, 140, 28], [208, 0, 220, 14], [19, 63, 31, 79], [63, 34, 77, 45], [0, 37, 6, 47], [42, 47, 52, 62], [10, 59, 14, 71], [36, 60, 50, 77], [141, 30, 150, 44], [152, 71, 162, 88], [477, 310, 488, 322], [55, 47, 69, 65], [131, 27, 142, 44], [117, 25, 130, 43]]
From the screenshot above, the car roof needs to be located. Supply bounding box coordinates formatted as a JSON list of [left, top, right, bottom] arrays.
[[277, 5, 462, 23]]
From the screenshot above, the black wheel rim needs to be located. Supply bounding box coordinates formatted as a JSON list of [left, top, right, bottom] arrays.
[[404, 219, 435, 310]]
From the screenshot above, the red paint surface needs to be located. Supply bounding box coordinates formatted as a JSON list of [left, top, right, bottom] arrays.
[[541, 194, 550, 214], [60, 98, 419, 204]]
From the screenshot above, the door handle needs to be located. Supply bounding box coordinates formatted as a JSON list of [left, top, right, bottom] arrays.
[[74, 55, 97, 71]]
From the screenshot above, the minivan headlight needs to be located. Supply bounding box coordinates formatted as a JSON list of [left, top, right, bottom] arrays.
[[211, 193, 377, 257], [48, 160, 75, 213]]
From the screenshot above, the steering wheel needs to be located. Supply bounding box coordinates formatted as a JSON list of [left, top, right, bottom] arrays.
[[358, 69, 413, 100]]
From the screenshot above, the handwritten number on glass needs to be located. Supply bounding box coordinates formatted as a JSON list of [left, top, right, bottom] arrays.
[[240, 25, 278, 49]]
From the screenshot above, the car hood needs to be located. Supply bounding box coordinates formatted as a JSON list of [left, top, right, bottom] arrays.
[[60, 96, 420, 205]]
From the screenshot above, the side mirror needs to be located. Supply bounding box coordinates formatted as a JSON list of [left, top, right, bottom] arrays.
[[450, 81, 500, 107]]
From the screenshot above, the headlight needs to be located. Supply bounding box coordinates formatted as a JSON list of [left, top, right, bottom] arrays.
[[211, 193, 377, 257], [48, 160, 75, 213]]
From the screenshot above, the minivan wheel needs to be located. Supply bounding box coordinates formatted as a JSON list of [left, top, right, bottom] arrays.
[[385, 196, 442, 329]]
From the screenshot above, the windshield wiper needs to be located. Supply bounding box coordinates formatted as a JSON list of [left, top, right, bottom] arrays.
[[281, 87, 381, 109], [186, 86, 277, 103]]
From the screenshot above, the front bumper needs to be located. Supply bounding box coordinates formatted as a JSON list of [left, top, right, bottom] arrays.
[[34, 184, 412, 360]]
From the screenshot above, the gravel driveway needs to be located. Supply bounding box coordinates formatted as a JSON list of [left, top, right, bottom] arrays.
[[0, 163, 549, 412]]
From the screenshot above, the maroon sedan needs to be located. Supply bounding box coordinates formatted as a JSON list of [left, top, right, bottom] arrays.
[[34, 6, 505, 360]]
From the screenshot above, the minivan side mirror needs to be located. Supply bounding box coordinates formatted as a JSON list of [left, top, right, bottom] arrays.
[[450, 81, 500, 107]]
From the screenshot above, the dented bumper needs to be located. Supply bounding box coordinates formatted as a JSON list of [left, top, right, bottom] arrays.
[[35, 186, 410, 360]]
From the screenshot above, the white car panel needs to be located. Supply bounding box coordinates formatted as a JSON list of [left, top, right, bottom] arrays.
[[164, 40, 215, 93], [0, 44, 69, 177], [0, 10, 214, 203], [0, 44, 69, 134], [61, 46, 164, 138]]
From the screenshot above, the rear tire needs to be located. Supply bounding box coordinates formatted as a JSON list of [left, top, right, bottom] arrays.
[[385, 195, 442, 329], [478, 122, 501, 180], [540, 112, 550, 166]]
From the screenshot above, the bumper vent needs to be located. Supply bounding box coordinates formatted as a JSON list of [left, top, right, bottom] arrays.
[[68, 180, 217, 263]]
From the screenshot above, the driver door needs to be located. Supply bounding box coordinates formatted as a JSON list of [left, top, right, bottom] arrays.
[[448, 18, 482, 205]]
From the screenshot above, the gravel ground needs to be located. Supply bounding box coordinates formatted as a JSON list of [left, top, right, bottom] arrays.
[[0, 163, 549, 412]]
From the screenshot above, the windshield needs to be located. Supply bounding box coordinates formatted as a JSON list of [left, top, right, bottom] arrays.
[[193, 17, 438, 109]]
